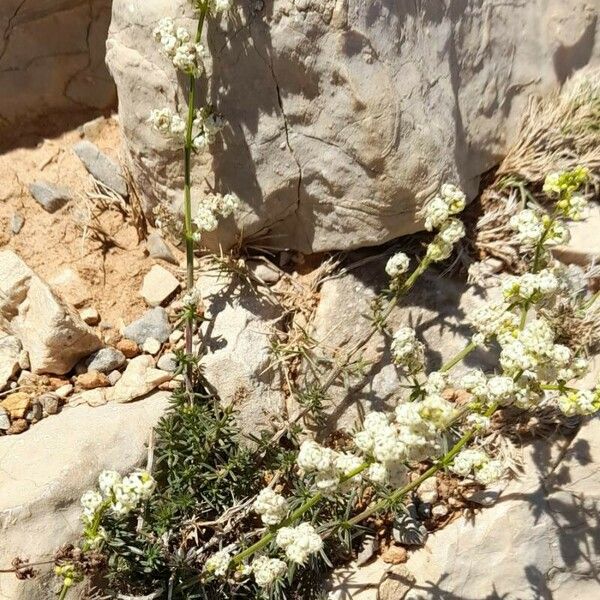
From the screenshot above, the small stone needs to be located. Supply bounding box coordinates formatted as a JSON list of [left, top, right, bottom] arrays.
[[17, 350, 30, 370], [86, 347, 127, 373], [73, 140, 128, 196], [122, 308, 171, 345], [70, 388, 107, 407], [378, 565, 416, 600], [80, 307, 100, 326], [116, 339, 140, 358], [25, 401, 43, 423], [7, 418, 29, 434], [157, 352, 177, 372], [356, 536, 379, 566], [28, 181, 72, 212], [38, 393, 61, 415], [108, 355, 171, 403], [49, 268, 92, 308], [142, 338, 161, 355], [0, 407, 10, 430], [11, 213, 24, 234], [432, 504, 449, 518], [77, 370, 110, 390], [381, 545, 408, 565], [417, 477, 439, 504], [17, 371, 32, 384], [81, 115, 108, 139], [1, 392, 31, 419], [464, 487, 503, 507], [248, 261, 281, 284], [169, 329, 184, 344], [140, 265, 180, 307], [107, 370, 122, 385], [54, 384, 73, 398], [146, 232, 178, 265]]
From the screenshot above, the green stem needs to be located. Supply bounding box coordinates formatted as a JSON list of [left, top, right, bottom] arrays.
[[58, 584, 69, 600], [182, 5, 209, 396], [440, 340, 477, 373]]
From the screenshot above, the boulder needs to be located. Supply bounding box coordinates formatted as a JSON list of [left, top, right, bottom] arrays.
[[106, 0, 599, 253], [0, 251, 102, 375], [0, 392, 169, 600], [0, 0, 116, 128]]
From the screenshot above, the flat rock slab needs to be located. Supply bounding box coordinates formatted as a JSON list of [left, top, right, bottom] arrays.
[[73, 140, 127, 196], [28, 181, 71, 213], [0, 392, 169, 600], [140, 265, 180, 307], [0, 251, 102, 375]]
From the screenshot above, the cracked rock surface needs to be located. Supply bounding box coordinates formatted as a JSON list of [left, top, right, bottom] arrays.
[[0, 0, 116, 127], [106, 0, 599, 253]]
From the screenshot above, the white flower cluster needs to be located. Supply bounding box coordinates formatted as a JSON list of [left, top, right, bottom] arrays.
[[296, 440, 363, 493], [391, 327, 425, 374], [148, 108, 186, 137], [543, 167, 589, 221], [204, 548, 232, 577], [509, 209, 570, 247], [450, 448, 505, 485], [385, 251, 410, 280], [193, 192, 240, 234], [556, 389, 600, 416], [250, 555, 287, 588], [80, 470, 156, 526], [422, 184, 467, 262], [253, 488, 289, 526], [207, 0, 234, 13], [153, 18, 204, 76], [502, 269, 559, 303], [469, 301, 519, 346], [149, 107, 225, 150], [275, 522, 323, 565]]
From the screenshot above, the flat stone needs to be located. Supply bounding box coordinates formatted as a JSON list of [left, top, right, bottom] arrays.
[[69, 388, 108, 407], [142, 337, 161, 355], [54, 384, 73, 399], [28, 181, 71, 213], [157, 352, 177, 372], [49, 268, 92, 309], [553, 204, 600, 266], [108, 355, 171, 403], [79, 307, 100, 326], [0, 393, 168, 599], [146, 232, 178, 265], [169, 329, 184, 344], [86, 347, 127, 373], [122, 307, 171, 345], [0, 335, 21, 390], [140, 265, 180, 307], [6, 418, 28, 435], [25, 401, 43, 423], [1, 393, 31, 419], [107, 369, 122, 385], [38, 393, 61, 416], [248, 261, 281, 284], [10, 213, 24, 234], [76, 370, 110, 390], [116, 338, 141, 358], [0, 251, 102, 374], [378, 565, 416, 600], [73, 140, 128, 196]]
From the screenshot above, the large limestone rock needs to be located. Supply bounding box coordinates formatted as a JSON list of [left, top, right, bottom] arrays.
[[0, 251, 102, 375], [0, 1, 116, 127], [106, 0, 599, 252], [0, 392, 169, 600]]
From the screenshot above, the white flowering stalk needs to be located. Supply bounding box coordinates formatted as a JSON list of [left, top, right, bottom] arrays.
[[275, 522, 323, 565], [253, 488, 289, 526]]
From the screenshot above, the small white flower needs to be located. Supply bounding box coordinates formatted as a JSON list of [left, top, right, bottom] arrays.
[[253, 488, 288, 526], [424, 196, 449, 231], [509, 209, 544, 246], [297, 440, 335, 472], [98, 470, 121, 497], [485, 376, 515, 404], [423, 371, 447, 395], [437, 217, 465, 245], [474, 459, 504, 485], [385, 252, 410, 279], [251, 556, 287, 588], [426, 238, 453, 262], [81, 490, 103, 520], [366, 462, 388, 484], [204, 548, 231, 577], [275, 522, 323, 565], [391, 327, 425, 372], [450, 448, 489, 477]]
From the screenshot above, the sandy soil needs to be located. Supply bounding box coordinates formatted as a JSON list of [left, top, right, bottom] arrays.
[[0, 115, 184, 334]]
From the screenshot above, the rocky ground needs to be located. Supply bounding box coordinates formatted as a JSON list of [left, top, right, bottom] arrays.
[[1, 116, 599, 599]]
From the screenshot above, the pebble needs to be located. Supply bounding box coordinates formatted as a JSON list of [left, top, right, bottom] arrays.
[[157, 352, 177, 372], [140, 265, 180, 307], [169, 330, 184, 344], [17, 371, 32, 384], [464, 488, 503, 507], [146, 232, 178, 265], [11, 213, 24, 234], [122, 308, 171, 345], [38, 393, 61, 415], [73, 140, 128, 196], [0, 407, 10, 430], [25, 401, 43, 423], [28, 181, 72, 213], [1, 392, 31, 419], [417, 477, 439, 504], [142, 338, 161, 355], [86, 347, 127, 373], [381, 545, 408, 565], [54, 384, 73, 399], [80, 307, 101, 326], [77, 370, 110, 390], [248, 261, 281, 284], [7, 418, 28, 434], [107, 370, 122, 385], [432, 504, 449, 518], [17, 350, 30, 370], [116, 338, 141, 358]]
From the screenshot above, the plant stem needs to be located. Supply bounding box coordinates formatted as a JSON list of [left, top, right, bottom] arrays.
[[439, 340, 477, 373], [182, 5, 209, 397], [58, 584, 69, 600]]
